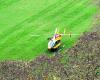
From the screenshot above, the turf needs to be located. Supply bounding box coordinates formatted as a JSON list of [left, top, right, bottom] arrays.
[[0, 0, 97, 60]]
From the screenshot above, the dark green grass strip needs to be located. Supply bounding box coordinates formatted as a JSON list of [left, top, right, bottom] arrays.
[[0, 0, 78, 44], [0, 0, 94, 51], [0, 0, 86, 49], [0, 1, 95, 59], [0, 0, 72, 41], [0, 0, 97, 60], [0, 0, 20, 10]]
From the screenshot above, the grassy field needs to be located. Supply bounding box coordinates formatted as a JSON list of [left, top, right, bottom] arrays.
[[0, 0, 97, 60]]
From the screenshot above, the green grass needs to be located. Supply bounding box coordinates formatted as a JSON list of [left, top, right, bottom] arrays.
[[0, 0, 97, 60]]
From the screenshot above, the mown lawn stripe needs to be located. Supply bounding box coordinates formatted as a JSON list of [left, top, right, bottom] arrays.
[[0, 0, 97, 60], [0, 0, 92, 48], [0, 3, 95, 59], [0, 0, 77, 44]]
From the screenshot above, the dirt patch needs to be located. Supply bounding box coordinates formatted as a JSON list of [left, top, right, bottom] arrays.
[[90, 12, 100, 33], [68, 32, 100, 54], [67, 32, 100, 79], [92, 0, 100, 7], [91, 0, 100, 32], [0, 61, 34, 80]]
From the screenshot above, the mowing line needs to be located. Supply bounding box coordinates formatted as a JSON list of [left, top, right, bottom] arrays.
[[0, 0, 85, 49], [0, 0, 20, 10], [0, 0, 67, 33], [10, 5, 93, 44], [10, 18, 93, 60], [0, 0, 77, 44], [0, 0, 96, 60], [1, 6, 96, 54], [0, 0, 85, 40], [0, 0, 71, 38], [0, 0, 93, 49], [28, 0, 73, 22], [45, 0, 90, 19]]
